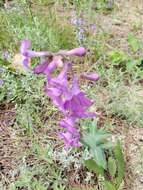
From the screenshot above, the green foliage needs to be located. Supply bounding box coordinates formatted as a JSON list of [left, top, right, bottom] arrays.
[[82, 126, 111, 169], [0, 2, 76, 53], [104, 181, 117, 190], [84, 159, 104, 176], [109, 50, 128, 66], [82, 121, 124, 189], [0, 0, 141, 189], [95, 0, 115, 11], [108, 157, 117, 177], [32, 142, 53, 163], [114, 141, 125, 187], [10, 167, 47, 190], [128, 33, 142, 52], [33, 0, 55, 5], [83, 139, 125, 189]]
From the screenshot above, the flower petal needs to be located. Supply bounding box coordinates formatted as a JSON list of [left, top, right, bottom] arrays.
[[20, 40, 31, 54], [59, 131, 81, 148], [60, 117, 77, 134], [71, 111, 97, 118], [23, 50, 48, 58], [23, 58, 29, 69], [49, 62, 70, 93], [33, 60, 49, 74]]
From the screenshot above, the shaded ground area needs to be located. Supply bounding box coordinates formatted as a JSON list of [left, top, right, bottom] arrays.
[[0, 103, 143, 189]]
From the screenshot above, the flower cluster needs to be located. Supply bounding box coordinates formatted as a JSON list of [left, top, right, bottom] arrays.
[[20, 40, 100, 148]]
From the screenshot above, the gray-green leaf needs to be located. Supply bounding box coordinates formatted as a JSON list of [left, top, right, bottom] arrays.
[[108, 157, 117, 177], [92, 147, 107, 169], [84, 159, 104, 176]]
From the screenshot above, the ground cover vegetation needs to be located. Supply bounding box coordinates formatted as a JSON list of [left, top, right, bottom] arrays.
[[0, 0, 143, 189]]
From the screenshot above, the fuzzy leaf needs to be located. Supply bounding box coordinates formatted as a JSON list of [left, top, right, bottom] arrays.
[[82, 132, 110, 148], [100, 142, 113, 149], [108, 157, 117, 177], [104, 181, 117, 190], [114, 141, 125, 187], [84, 159, 104, 176], [92, 147, 107, 169]]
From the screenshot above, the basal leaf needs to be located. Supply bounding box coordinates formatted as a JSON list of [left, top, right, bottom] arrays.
[[82, 132, 110, 148], [100, 142, 113, 149], [84, 159, 104, 176], [108, 157, 117, 177], [92, 147, 107, 169], [104, 181, 117, 190], [114, 141, 125, 187]]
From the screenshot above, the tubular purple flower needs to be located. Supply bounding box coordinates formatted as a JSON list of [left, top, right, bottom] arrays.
[[81, 73, 100, 81], [20, 40, 31, 54], [49, 62, 70, 93], [45, 87, 62, 97], [63, 76, 96, 118], [20, 40, 50, 68], [34, 57, 63, 76], [23, 50, 48, 58], [71, 110, 97, 118], [45, 85, 65, 113], [45, 63, 71, 113], [67, 47, 86, 57], [60, 117, 77, 134], [43, 56, 64, 76], [33, 60, 49, 74], [43, 60, 57, 75], [59, 131, 82, 148], [20, 40, 48, 58], [23, 58, 30, 69]]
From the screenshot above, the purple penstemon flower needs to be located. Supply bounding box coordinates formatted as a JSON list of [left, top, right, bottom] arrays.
[[45, 86, 65, 113], [49, 62, 70, 92], [63, 76, 97, 118], [19, 39, 100, 148], [34, 56, 64, 78], [59, 131, 82, 148], [60, 116, 77, 134], [20, 40, 87, 69], [34, 59, 58, 78], [20, 40, 48, 68], [59, 116, 82, 147], [45, 63, 70, 113], [33, 60, 49, 74], [20, 40, 48, 58]]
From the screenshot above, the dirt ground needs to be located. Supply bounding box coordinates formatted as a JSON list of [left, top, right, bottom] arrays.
[[0, 0, 143, 190], [96, 1, 143, 189]]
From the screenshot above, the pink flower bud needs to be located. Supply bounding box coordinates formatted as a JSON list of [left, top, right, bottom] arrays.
[[81, 73, 100, 81], [67, 47, 86, 57]]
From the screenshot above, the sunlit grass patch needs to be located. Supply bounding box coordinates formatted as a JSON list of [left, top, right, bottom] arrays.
[[0, 1, 76, 55], [91, 80, 143, 127]]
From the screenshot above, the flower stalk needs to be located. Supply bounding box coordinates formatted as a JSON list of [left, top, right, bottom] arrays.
[[20, 39, 100, 148]]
